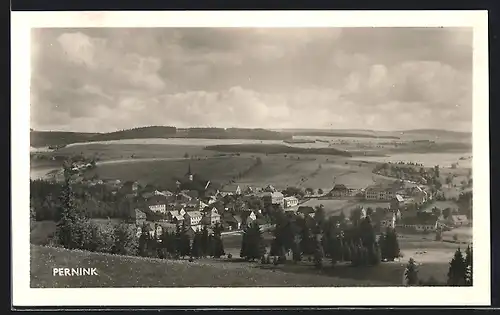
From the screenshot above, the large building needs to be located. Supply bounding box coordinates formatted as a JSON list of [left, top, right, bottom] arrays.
[[283, 196, 299, 208], [263, 191, 285, 208]]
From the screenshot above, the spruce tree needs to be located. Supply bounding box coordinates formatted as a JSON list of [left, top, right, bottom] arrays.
[[178, 223, 191, 258], [138, 222, 152, 257], [191, 230, 202, 258], [343, 242, 352, 262], [447, 248, 466, 286], [369, 242, 382, 266], [383, 228, 400, 261], [299, 223, 314, 256], [240, 221, 265, 261], [55, 165, 88, 249], [201, 225, 210, 257], [313, 235, 324, 269], [211, 223, 225, 258], [404, 258, 419, 286]]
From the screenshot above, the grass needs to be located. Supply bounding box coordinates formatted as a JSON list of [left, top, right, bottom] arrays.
[[36, 143, 211, 162], [83, 157, 256, 187], [232, 155, 393, 191], [30, 245, 389, 287]]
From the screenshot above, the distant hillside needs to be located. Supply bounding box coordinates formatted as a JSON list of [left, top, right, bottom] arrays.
[[30, 131, 99, 147], [289, 131, 400, 140], [30, 126, 291, 147], [204, 144, 353, 157], [399, 129, 472, 138]]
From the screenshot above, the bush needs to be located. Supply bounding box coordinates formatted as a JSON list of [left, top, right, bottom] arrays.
[[227, 253, 233, 259]]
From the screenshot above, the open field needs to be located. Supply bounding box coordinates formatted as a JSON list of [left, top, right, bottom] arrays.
[[82, 157, 256, 188], [30, 245, 389, 287], [232, 155, 393, 191]]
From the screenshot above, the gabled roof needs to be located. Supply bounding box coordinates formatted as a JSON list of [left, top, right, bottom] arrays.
[[220, 184, 240, 192], [185, 211, 202, 218], [394, 194, 405, 202], [332, 184, 349, 190]]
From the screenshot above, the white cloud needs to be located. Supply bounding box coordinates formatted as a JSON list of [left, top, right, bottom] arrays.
[[31, 28, 472, 132]]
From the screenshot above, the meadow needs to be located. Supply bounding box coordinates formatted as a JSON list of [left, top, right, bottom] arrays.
[[82, 156, 256, 189], [30, 245, 389, 287]]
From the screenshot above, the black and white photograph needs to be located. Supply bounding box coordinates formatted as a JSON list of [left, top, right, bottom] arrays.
[[12, 11, 490, 307]]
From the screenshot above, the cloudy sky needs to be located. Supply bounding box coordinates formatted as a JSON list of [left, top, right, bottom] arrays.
[[30, 27, 472, 132]]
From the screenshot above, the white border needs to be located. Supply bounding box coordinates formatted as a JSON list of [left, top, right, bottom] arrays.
[[12, 10, 490, 307]]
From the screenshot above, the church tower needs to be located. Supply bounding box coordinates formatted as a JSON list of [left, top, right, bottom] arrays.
[[186, 163, 194, 182]]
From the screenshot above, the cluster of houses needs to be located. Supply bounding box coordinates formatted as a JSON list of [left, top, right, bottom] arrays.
[[70, 161, 469, 238]]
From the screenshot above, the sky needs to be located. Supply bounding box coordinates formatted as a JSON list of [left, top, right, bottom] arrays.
[[30, 27, 473, 133]]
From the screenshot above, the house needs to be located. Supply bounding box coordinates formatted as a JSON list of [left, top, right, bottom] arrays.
[[146, 195, 168, 214], [241, 211, 257, 226], [380, 212, 396, 229], [398, 215, 438, 232], [154, 190, 173, 198], [364, 185, 395, 201], [297, 206, 315, 218], [263, 191, 285, 208], [412, 186, 429, 205], [174, 192, 193, 203], [222, 213, 242, 231], [128, 208, 147, 226], [219, 185, 242, 196], [447, 214, 469, 227], [202, 207, 221, 227], [243, 186, 254, 195], [136, 222, 164, 239], [283, 196, 299, 208], [390, 194, 405, 210], [263, 185, 277, 193], [166, 207, 186, 222], [328, 184, 352, 198], [184, 211, 203, 230]]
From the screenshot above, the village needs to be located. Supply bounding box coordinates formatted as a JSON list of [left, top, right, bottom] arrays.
[[63, 161, 471, 246]]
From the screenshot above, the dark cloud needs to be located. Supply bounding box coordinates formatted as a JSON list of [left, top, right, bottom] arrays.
[[30, 27, 472, 132]]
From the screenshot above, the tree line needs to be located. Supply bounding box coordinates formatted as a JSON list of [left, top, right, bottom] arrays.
[[51, 165, 226, 261], [238, 205, 401, 269]]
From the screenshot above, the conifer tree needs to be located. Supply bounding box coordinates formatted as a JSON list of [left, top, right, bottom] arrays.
[[313, 234, 324, 269], [211, 223, 225, 258], [178, 223, 191, 258], [405, 258, 419, 286], [240, 221, 265, 261], [382, 227, 400, 261], [191, 230, 202, 258], [201, 225, 210, 257], [447, 248, 466, 286], [138, 222, 152, 257], [55, 164, 88, 249]]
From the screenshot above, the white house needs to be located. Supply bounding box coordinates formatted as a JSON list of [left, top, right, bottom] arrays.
[[283, 196, 299, 208]]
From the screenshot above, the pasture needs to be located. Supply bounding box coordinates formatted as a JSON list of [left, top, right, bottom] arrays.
[[30, 245, 389, 287], [43, 143, 212, 162], [83, 157, 256, 188], [232, 155, 393, 191]]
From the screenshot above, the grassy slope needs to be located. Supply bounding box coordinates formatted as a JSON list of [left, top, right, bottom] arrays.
[[83, 157, 255, 188], [30, 245, 388, 287]]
